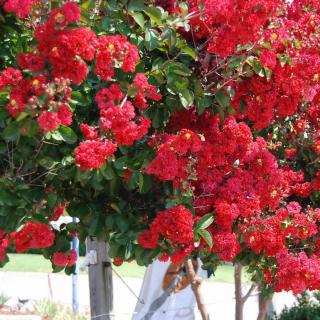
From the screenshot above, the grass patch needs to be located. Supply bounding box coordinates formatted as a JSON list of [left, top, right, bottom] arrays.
[[1, 254, 250, 283]]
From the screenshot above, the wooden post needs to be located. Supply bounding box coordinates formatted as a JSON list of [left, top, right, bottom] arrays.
[[87, 238, 114, 320]]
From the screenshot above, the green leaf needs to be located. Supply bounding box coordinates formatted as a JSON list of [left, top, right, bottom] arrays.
[[165, 62, 192, 77], [215, 89, 230, 115], [100, 162, 115, 181], [144, 7, 162, 25], [71, 91, 88, 106], [145, 28, 159, 51], [128, 0, 145, 11], [0, 109, 9, 122], [116, 216, 130, 232], [138, 172, 144, 193], [228, 56, 244, 69], [131, 12, 145, 29], [116, 23, 131, 35], [198, 229, 213, 248], [179, 89, 194, 108], [39, 157, 59, 170], [3, 121, 20, 141], [195, 213, 214, 230], [252, 60, 265, 77], [16, 112, 28, 122], [58, 126, 77, 144], [0, 206, 11, 217], [102, 17, 111, 30], [181, 46, 197, 59]]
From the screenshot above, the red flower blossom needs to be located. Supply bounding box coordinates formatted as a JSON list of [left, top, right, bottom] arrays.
[[17, 52, 45, 72], [52, 252, 69, 267], [49, 2, 81, 26], [52, 250, 77, 267], [138, 205, 194, 262], [12, 222, 55, 253], [113, 258, 124, 266], [95, 35, 140, 81], [0, 67, 22, 90], [131, 73, 162, 109], [57, 104, 73, 126], [37, 111, 61, 133], [3, 0, 38, 18], [75, 140, 117, 170], [260, 49, 277, 70], [49, 205, 65, 222], [80, 124, 98, 140]]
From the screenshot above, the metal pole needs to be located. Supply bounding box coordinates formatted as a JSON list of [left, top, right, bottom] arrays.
[[72, 217, 80, 313]]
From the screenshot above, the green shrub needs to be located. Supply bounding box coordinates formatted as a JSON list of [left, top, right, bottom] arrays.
[[273, 292, 320, 320]]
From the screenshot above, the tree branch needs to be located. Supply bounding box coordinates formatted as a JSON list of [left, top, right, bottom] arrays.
[[242, 284, 256, 303]]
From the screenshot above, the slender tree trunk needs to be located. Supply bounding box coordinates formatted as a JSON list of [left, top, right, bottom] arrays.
[[185, 259, 209, 320], [234, 263, 256, 320], [257, 294, 274, 320], [235, 263, 244, 320]]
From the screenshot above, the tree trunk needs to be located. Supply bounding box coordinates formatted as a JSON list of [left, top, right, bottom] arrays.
[[87, 238, 114, 320], [257, 294, 274, 320], [185, 258, 209, 320], [235, 263, 244, 320]]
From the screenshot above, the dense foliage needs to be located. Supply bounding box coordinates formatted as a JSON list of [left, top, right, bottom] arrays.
[[273, 292, 320, 320], [0, 0, 319, 296]]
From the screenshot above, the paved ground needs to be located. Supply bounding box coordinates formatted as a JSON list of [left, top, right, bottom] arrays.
[[0, 272, 296, 320]]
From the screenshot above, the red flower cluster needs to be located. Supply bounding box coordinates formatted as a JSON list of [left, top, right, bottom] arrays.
[[146, 128, 202, 183], [2, 0, 38, 18], [75, 140, 117, 170], [52, 250, 77, 267], [241, 203, 318, 257], [148, 111, 295, 262], [0, 232, 9, 262], [0, 67, 22, 90], [35, 22, 95, 85], [48, 204, 65, 222], [138, 205, 194, 263], [11, 222, 55, 253], [232, 0, 320, 129], [232, 66, 306, 130], [95, 35, 140, 81], [189, 0, 281, 57], [211, 231, 241, 262], [49, 2, 81, 27], [313, 171, 320, 192], [274, 250, 320, 294], [18, 52, 45, 72], [96, 84, 151, 146], [80, 124, 98, 141], [131, 73, 162, 110]]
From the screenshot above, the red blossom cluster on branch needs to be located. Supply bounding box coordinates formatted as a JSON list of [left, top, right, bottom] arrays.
[[138, 205, 194, 263], [52, 250, 77, 267], [0, 0, 39, 18]]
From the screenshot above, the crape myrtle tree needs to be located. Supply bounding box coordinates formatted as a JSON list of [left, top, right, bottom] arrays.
[[0, 0, 319, 319]]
